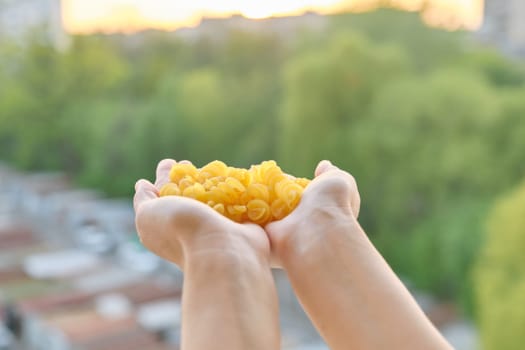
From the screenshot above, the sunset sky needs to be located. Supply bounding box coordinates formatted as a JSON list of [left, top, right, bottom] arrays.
[[61, 0, 484, 34]]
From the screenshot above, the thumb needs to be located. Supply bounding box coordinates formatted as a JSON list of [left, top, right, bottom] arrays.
[[310, 161, 361, 219], [264, 219, 289, 269], [133, 179, 158, 213], [315, 160, 338, 177]]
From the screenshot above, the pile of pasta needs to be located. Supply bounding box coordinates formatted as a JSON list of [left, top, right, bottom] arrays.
[[159, 160, 310, 225]]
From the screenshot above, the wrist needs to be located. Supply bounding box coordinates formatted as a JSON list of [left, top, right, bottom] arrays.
[[279, 207, 367, 268], [181, 224, 271, 269]]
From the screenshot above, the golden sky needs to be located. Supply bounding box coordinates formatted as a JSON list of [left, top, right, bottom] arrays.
[[62, 0, 484, 34]]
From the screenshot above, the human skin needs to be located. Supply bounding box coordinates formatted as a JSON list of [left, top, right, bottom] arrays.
[[266, 160, 453, 350], [134, 159, 280, 350]]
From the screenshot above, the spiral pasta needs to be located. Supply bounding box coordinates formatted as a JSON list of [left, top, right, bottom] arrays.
[[159, 160, 311, 225]]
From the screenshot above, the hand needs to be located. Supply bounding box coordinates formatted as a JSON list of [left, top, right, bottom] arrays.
[[266, 160, 362, 267], [135, 160, 281, 350], [265, 162, 452, 350], [134, 159, 271, 269]]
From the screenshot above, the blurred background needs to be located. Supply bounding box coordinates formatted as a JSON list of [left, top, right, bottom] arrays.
[[1, 0, 524, 349]]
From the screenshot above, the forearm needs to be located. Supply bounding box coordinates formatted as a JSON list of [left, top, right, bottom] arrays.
[[181, 243, 280, 350], [283, 214, 451, 350]]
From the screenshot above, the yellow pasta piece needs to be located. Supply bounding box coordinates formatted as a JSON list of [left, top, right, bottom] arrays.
[[247, 199, 272, 225], [201, 160, 228, 177], [213, 203, 225, 215], [159, 183, 181, 196], [271, 199, 289, 220], [265, 167, 286, 188], [245, 184, 270, 203], [226, 204, 247, 222], [225, 177, 246, 194], [228, 168, 252, 187], [203, 179, 215, 191], [178, 176, 195, 192], [228, 204, 247, 215], [208, 187, 231, 204], [216, 182, 239, 204], [169, 163, 198, 183], [275, 180, 303, 209], [295, 178, 311, 188], [158, 160, 310, 225], [182, 183, 206, 201]]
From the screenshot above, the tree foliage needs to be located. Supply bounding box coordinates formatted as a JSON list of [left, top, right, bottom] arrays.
[[475, 180, 525, 350], [1, 9, 525, 320]]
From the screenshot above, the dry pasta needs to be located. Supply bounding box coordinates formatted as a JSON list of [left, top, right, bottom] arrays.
[[159, 160, 311, 225]]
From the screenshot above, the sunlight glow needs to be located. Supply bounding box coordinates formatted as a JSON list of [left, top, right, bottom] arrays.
[[62, 0, 484, 34]]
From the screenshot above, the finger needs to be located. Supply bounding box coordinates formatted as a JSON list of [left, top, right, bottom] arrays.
[[134, 179, 158, 213], [155, 159, 176, 188], [351, 188, 361, 219], [265, 220, 287, 269], [269, 251, 282, 269], [314, 160, 337, 177]]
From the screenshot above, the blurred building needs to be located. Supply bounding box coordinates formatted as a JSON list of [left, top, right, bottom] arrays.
[[478, 0, 525, 56], [0, 0, 68, 48], [0, 164, 180, 349]]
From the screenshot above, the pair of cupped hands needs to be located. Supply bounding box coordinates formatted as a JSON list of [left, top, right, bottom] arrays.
[[134, 159, 361, 270]]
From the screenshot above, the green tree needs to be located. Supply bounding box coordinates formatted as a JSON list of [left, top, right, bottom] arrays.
[[355, 69, 500, 230], [2, 39, 65, 169], [279, 33, 408, 176], [61, 36, 127, 98], [3, 10, 525, 318], [458, 49, 525, 87], [475, 180, 525, 350], [329, 9, 463, 71], [490, 88, 525, 188], [405, 198, 491, 314], [351, 69, 501, 304]]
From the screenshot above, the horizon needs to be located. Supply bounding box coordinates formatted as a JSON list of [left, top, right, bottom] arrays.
[[62, 0, 484, 34]]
